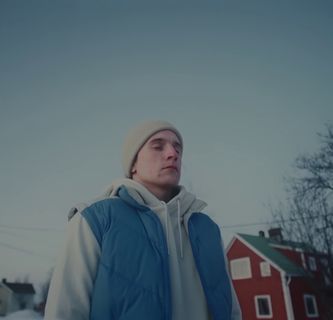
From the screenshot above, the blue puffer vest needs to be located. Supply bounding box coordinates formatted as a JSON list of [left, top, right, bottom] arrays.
[[81, 187, 232, 320]]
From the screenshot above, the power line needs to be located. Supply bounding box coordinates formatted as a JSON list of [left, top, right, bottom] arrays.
[[0, 225, 64, 260], [221, 213, 333, 229], [0, 240, 55, 260], [221, 221, 271, 229], [0, 228, 32, 240], [0, 212, 331, 232], [0, 224, 64, 232]]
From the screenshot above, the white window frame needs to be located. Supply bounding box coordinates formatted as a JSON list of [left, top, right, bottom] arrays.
[[320, 258, 331, 285], [255, 295, 273, 318], [304, 294, 319, 318], [308, 256, 317, 271], [230, 257, 252, 280], [260, 261, 271, 277]]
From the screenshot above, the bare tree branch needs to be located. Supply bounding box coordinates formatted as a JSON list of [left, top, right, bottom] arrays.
[[271, 124, 333, 316]]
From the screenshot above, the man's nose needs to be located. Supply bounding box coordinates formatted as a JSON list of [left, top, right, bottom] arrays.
[[165, 144, 178, 158]]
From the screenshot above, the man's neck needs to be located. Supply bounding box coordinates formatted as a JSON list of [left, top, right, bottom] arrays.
[[133, 179, 179, 202], [150, 186, 178, 203]]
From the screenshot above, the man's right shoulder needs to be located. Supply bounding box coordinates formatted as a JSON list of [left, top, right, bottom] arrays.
[[68, 196, 120, 221]]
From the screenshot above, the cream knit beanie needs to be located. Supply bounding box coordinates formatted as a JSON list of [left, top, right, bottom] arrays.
[[122, 120, 183, 178]]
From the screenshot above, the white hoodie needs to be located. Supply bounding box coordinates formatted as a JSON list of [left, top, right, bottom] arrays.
[[45, 179, 241, 320]]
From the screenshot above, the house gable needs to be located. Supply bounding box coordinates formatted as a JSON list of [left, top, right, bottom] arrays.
[[235, 234, 306, 276], [227, 236, 289, 319]]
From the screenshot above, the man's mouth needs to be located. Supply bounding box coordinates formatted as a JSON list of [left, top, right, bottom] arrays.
[[163, 166, 178, 171]]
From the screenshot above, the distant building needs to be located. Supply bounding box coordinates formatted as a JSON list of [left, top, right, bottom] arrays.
[[226, 228, 332, 320], [0, 278, 36, 316]]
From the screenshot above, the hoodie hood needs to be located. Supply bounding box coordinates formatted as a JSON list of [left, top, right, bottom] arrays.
[[69, 178, 206, 219], [106, 178, 207, 257], [106, 178, 206, 219]]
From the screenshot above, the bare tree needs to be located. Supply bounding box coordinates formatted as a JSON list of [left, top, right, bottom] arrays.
[[273, 124, 333, 254], [272, 124, 333, 318]]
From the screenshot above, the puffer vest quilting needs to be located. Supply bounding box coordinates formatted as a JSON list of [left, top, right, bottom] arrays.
[[82, 196, 232, 320]]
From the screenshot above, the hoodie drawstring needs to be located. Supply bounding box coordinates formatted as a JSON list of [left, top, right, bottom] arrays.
[[162, 200, 184, 259], [177, 199, 184, 259], [161, 201, 170, 255]]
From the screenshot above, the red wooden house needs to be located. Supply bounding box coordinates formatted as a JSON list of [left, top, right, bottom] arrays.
[[226, 228, 332, 320]]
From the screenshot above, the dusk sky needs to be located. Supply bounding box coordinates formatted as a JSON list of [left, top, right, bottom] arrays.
[[1, 0, 332, 286]]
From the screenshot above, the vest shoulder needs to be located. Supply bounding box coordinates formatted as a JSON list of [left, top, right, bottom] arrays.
[[190, 212, 218, 227], [189, 212, 222, 241], [83, 197, 128, 214], [80, 197, 136, 246]]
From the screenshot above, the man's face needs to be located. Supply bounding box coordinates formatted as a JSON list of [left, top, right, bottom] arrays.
[[131, 130, 182, 191]]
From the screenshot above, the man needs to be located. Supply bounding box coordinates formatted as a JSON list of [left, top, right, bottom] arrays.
[[45, 120, 241, 320]]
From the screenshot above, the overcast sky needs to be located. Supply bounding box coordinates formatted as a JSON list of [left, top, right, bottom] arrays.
[[1, 0, 332, 285]]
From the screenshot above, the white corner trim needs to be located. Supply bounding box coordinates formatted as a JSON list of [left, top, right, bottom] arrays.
[[225, 236, 237, 253], [281, 272, 295, 320]]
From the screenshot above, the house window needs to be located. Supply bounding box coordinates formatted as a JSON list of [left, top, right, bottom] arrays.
[[308, 257, 317, 271], [230, 257, 252, 280], [304, 294, 319, 317], [320, 258, 328, 267], [260, 261, 271, 277], [255, 295, 273, 318], [320, 258, 331, 285]]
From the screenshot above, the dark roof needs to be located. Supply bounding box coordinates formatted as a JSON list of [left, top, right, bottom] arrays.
[[2, 281, 35, 294], [237, 233, 308, 276], [269, 238, 314, 252]]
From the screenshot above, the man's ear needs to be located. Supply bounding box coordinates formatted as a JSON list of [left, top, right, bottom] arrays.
[[131, 160, 137, 176]]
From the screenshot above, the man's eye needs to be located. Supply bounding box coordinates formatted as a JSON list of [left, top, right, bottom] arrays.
[[152, 145, 163, 150], [174, 145, 182, 154]]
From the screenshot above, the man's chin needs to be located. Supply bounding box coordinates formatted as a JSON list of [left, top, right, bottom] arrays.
[[160, 179, 180, 189]]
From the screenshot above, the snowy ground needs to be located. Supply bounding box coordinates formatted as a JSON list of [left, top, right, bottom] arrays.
[[0, 310, 42, 320]]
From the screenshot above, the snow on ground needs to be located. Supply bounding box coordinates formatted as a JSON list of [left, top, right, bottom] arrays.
[[0, 310, 42, 319]]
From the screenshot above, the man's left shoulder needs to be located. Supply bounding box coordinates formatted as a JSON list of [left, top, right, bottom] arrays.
[[189, 212, 220, 233], [191, 211, 218, 224]]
